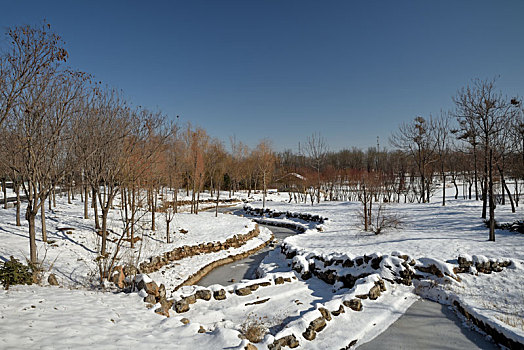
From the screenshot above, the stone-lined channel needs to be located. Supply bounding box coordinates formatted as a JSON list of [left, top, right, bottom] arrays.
[[197, 224, 296, 287], [198, 207, 498, 349]]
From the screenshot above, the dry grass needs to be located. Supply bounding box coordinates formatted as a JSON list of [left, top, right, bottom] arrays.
[[494, 314, 524, 330], [239, 314, 268, 343]]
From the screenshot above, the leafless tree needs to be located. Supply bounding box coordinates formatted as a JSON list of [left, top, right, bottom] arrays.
[[453, 78, 514, 241]]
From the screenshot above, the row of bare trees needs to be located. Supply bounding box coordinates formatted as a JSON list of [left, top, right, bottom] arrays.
[[275, 79, 523, 240], [0, 23, 279, 272]]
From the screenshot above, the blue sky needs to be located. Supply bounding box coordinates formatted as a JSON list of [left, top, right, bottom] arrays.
[[1, 1, 523, 152]]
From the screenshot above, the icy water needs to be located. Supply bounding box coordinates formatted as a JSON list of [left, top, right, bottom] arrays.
[[359, 299, 497, 349], [196, 223, 296, 286], [199, 206, 498, 349]]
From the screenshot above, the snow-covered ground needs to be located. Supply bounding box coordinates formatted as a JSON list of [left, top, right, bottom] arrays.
[[0, 188, 522, 349]]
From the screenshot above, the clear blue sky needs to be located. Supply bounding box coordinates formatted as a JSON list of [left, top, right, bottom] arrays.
[[1, 1, 523, 152]]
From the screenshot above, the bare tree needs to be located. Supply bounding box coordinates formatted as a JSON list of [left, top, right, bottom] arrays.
[[453, 78, 514, 241], [255, 140, 275, 209], [391, 116, 436, 203], [301, 133, 328, 204]]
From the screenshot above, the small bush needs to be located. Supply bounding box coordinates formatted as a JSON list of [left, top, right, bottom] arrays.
[[240, 315, 268, 343], [0, 256, 34, 290]]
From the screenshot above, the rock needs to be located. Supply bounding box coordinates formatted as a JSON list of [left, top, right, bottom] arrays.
[[257, 282, 271, 287], [195, 289, 211, 301], [248, 284, 260, 291], [174, 300, 189, 313], [269, 334, 300, 349], [371, 256, 383, 270], [331, 305, 345, 316], [137, 279, 159, 297], [235, 287, 252, 296], [368, 284, 381, 300], [245, 298, 270, 306], [356, 294, 368, 299], [245, 343, 257, 350], [144, 294, 157, 304], [309, 317, 326, 332], [416, 264, 444, 278], [180, 318, 190, 325], [183, 294, 197, 304], [154, 306, 170, 317], [48, 274, 59, 286], [318, 307, 332, 321], [213, 289, 227, 300], [158, 284, 166, 299], [375, 279, 386, 292], [343, 299, 362, 311], [274, 277, 284, 285], [283, 277, 291, 283], [198, 326, 206, 333], [302, 327, 316, 341]]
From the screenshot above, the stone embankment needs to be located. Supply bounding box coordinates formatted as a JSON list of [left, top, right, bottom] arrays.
[[139, 225, 261, 274]]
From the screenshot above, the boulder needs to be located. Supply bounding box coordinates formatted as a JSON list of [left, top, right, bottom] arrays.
[[309, 317, 326, 332], [213, 289, 227, 300], [375, 279, 386, 292], [318, 307, 332, 321], [48, 273, 59, 286], [302, 328, 316, 341], [183, 294, 197, 304], [331, 305, 345, 316], [343, 299, 362, 311], [144, 294, 157, 304], [180, 318, 190, 325], [274, 277, 284, 285], [195, 289, 211, 301], [174, 300, 189, 313], [245, 344, 257, 350], [235, 287, 252, 296], [368, 284, 381, 300]]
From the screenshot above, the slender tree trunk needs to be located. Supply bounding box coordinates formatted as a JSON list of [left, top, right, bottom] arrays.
[[166, 218, 171, 244], [215, 183, 220, 217], [442, 172, 446, 206], [488, 150, 495, 241], [2, 178, 7, 209], [28, 210, 37, 264], [473, 145, 479, 201], [15, 181, 21, 226], [41, 197, 47, 242], [151, 186, 156, 231], [84, 186, 89, 219], [92, 187, 100, 230], [130, 186, 136, 249], [363, 185, 368, 231], [498, 166, 515, 213], [101, 207, 109, 255], [262, 172, 266, 209]]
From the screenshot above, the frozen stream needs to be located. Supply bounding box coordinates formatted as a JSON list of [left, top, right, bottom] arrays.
[[198, 207, 497, 349], [197, 223, 296, 287]]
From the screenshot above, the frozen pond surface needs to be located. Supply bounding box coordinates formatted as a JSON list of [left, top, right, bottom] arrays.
[[358, 298, 497, 349], [198, 207, 498, 349]]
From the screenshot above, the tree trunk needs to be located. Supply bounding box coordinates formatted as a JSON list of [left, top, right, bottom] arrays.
[[92, 187, 100, 230], [262, 172, 266, 209], [41, 198, 47, 242], [166, 218, 171, 244], [442, 173, 446, 206], [2, 178, 7, 209], [130, 186, 136, 249], [488, 150, 495, 241], [84, 186, 89, 219], [15, 181, 21, 226], [151, 187, 156, 231], [215, 183, 220, 217], [101, 207, 109, 255], [498, 166, 515, 213], [28, 210, 37, 264]]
